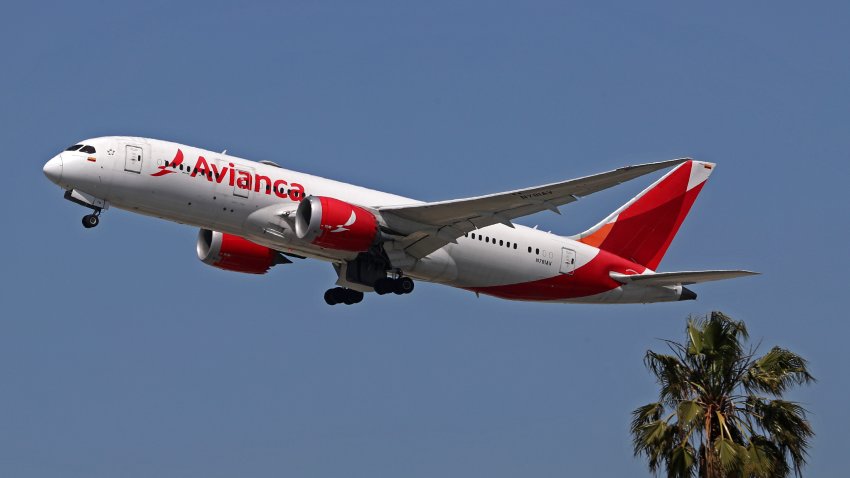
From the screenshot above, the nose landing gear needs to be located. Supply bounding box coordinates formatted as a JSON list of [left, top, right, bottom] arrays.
[[63, 190, 107, 229], [82, 212, 100, 229]]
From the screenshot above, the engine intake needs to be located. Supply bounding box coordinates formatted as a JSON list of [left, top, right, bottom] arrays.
[[295, 196, 379, 252], [196, 229, 283, 274]]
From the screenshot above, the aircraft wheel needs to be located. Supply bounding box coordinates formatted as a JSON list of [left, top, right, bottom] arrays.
[[330, 287, 348, 304], [82, 214, 99, 228], [395, 277, 414, 295], [326, 288, 363, 306], [327, 288, 351, 305], [341, 289, 364, 305], [374, 278, 393, 295]]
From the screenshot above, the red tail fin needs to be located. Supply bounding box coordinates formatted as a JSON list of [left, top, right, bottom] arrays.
[[570, 160, 714, 270]]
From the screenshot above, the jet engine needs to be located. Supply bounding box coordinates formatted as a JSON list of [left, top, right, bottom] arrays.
[[196, 229, 285, 274], [294, 196, 379, 252]]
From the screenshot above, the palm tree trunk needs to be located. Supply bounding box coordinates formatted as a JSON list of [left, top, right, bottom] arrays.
[[704, 407, 715, 478]]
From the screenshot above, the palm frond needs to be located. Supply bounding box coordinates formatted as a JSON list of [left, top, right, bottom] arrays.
[[668, 444, 696, 478], [713, 438, 747, 474], [686, 320, 704, 355], [633, 420, 676, 472], [752, 399, 814, 475], [645, 351, 692, 402], [632, 402, 665, 432], [746, 435, 790, 478], [676, 400, 704, 431], [745, 347, 815, 395]]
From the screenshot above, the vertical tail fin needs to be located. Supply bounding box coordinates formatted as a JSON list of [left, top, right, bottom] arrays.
[[569, 160, 715, 270]]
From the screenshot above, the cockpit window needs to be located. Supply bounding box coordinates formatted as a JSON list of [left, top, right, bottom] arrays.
[[65, 144, 83, 151], [79, 145, 96, 154]]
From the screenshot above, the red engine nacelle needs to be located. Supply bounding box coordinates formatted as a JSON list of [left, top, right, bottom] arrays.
[[294, 196, 379, 252], [196, 229, 282, 274]]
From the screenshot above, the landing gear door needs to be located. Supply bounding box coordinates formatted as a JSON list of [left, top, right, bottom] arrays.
[[125, 145, 143, 173], [233, 166, 253, 198], [560, 247, 576, 275]]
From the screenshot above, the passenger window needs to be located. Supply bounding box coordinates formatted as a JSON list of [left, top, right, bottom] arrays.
[[499, 240, 503, 246], [65, 144, 83, 151], [513, 244, 517, 249], [79, 145, 96, 154], [528, 246, 532, 253], [471, 233, 476, 239], [536, 248, 540, 255]]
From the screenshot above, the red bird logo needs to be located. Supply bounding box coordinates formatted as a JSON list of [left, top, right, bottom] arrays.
[[151, 149, 184, 177], [330, 211, 357, 233]]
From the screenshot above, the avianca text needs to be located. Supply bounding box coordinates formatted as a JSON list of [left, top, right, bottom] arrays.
[[152, 149, 306, 201]]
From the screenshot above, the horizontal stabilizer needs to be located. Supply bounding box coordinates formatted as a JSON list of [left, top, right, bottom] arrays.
[[610, 270, 759, 286]]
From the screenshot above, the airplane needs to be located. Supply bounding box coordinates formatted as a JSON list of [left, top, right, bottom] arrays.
[[42, 137, 757, 306]]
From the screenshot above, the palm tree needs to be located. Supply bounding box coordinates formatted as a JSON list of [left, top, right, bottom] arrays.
[[631, 311, 814, 478]]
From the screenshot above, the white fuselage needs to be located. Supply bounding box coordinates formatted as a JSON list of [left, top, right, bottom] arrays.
[[44, 136, 684, 304]]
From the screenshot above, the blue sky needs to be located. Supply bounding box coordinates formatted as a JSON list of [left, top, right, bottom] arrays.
[[1, 1, 848, 476]]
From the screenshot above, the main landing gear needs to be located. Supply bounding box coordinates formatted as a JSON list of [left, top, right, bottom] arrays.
[[323, 278, 415, 306], [82, 212, 100, 229], [324, 287, 364, 306], [325, 255, 416, 306]]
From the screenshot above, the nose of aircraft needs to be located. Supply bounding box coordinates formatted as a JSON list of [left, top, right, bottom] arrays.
[[43, 154, 63, 184]]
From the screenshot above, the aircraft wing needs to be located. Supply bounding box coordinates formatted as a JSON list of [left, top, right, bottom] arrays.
[[609, 270, 760, 286], [378, 158, 690, 259]]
